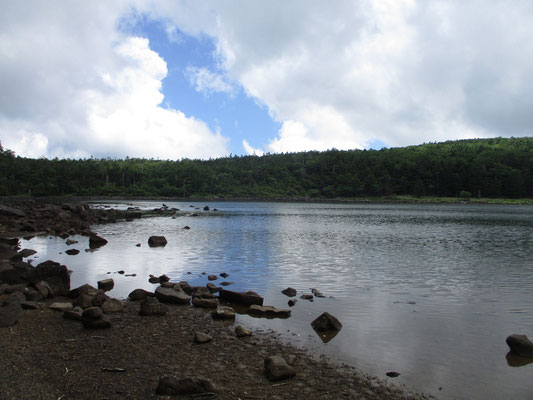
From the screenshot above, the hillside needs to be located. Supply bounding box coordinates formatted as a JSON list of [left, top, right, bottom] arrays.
[[1, 137, 532, 199]]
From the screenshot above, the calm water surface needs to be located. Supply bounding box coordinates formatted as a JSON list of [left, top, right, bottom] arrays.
[[21, 202, 533, 399]]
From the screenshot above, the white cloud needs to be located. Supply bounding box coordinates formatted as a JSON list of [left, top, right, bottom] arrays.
[[147, 0, 533, 151], [185, 66, 234, 96], [0, 2, 229, 160], [242, 139, 264, 156]]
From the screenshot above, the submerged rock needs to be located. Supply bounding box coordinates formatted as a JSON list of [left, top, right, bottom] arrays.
[[311, 312, 343, 332], [248, 305, 291, 319]]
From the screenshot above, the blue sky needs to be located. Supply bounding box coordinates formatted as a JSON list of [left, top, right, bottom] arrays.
[[0, 1, 531, 160], [123, 16, 281, 156]]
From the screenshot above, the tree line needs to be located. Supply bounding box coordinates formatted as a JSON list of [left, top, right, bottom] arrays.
[[1, 137, 532, 199]]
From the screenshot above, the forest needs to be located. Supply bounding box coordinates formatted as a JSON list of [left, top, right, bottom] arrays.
[[1, 137, 532, 200]]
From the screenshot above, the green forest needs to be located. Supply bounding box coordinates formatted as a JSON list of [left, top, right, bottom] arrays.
[[1, 137, 532, 200]]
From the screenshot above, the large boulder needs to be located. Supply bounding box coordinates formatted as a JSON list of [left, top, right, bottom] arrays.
[[192, 297, 219, 309], [156, 376, 217, 396], [506, 334, 533, 357], [27, 260, 70, 296], [128, 288, 155, 301], [155, 286, 190, 305], [68, 283, 98, 299], [148, 236, 167, 247], [218, 289, 264, 306], [264, 355, 296, 381], [101, 298, 124, 313]]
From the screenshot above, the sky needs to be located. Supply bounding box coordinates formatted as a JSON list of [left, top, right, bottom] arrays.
[[1, 1, 532, 160]]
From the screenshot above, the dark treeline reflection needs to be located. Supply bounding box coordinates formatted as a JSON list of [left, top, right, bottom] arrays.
[[1, 137, 532, 199]]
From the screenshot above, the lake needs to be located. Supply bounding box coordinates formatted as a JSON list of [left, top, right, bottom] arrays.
[[21, 201, 533, 399]]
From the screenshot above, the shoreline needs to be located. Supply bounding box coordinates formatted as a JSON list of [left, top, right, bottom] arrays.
[[2, 194, 533, 206], [0, 199, 433, 399]]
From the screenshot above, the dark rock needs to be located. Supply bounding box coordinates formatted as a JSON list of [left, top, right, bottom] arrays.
[[18, 249, 37, 258], [191, 286, 211, 297], [135, 243, 141, 247], [219, 289, 264, 306], [97, 278, 114, 292], [183, 226, 190, 230], [21, 301, 47, 310], [4, 291, 25, 305], [282, 287, 297, 297], [4, 284, 27, 295], [28, 261, 70, 296], [101, 298, 124, 313], [288, 299, 297, 307], [24, 288, 43, 301], [220, 281, 234, 286], [65, 239, 78, 245], [63, 307, 83, 320], [148, 275, 160, 284], [92, 291, 109, 307], [140, 297, 168, 316], [235, 325, 252, 338], [264, 355, 296, 381], [203, 206, 210, 211], [82, 314, 111, 329], [73, 294, 94, 309], [128, 288, 155, 301], [65, 249, 80, 255], [155, 286, 190, 305], [148, 236, 167, 247], [0, 302, 24, 327], [220, 272, 229, 278], [68, 283, 98, 299], [82, 306, 103, 319], [248, 305, 291, 318], [207, 275, 217, 281], [192, 297, 219, 309], [0, 247, 22, 262], [160, 281, 176, 289], [506, 334, 533, 357], [159, 274, 170, 283], [156, 375, 217, 396], [117, 270, 125, 274], [194, 332, 213, 344], [300, 293, 314, 301], [211, 306, 235, 320], [311, 312, 343, 332], [34, 280, 54, 298], [89, 234, 108, 248], [386, 372, 401, 378], [178, 281, 191, 295]]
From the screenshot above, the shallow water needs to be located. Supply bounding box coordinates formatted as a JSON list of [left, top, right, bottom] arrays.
[[21, 201, 533, 399]]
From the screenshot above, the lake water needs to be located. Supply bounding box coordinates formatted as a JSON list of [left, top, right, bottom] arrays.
[[21, 201, 533, 399]]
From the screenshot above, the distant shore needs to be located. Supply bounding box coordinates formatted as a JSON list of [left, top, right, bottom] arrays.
[[2, 194, 533, 206]]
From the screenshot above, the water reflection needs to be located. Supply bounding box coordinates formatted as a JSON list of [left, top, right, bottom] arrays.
[[20, 201, 533, 400]]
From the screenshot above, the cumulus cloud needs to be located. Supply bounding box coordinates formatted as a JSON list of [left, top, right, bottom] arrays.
[[151, 0, 533, 151], [0, 1, 229, 160], [242, 139, 264, 156]]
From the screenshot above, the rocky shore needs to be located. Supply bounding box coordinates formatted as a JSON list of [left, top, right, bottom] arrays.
[[0, 200, 432, 400]]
